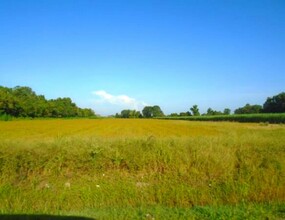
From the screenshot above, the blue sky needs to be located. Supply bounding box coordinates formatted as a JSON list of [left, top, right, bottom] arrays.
[[0, 0, 284, 115]]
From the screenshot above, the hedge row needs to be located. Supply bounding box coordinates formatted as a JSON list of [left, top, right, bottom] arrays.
[[157, 113, 285, 123]]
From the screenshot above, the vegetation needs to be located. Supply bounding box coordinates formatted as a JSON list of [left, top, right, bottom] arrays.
[[206, 108, 231, 116], [115, 106, 164, 118], [234, 104, 263, 114], [190, 104, 200, 116], [142, 105, 164, 118], [164, 92, 285, 122], [263, 92, 285, 113], [0, 119, 284, 219], [1, 85, 284, 123], [0, 86, 95, 118], [115, 109, 142, 118], [168, 92, 285, 118], [159, 113, 285, 123]]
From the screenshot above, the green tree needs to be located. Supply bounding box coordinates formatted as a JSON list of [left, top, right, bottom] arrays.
[[79, 108, 95, 117], [234, 104, 262, 114], [170, 113, 178, 117], [152, 105, 164, 117], [12, 86, 38, 117], [206, 108, 223, 116], [129, 110, 142, 118], [121, 109, 131, 118], [0, 85, 96, 118], [223, 108, 231, 115], [0, 86, 21, 116], [190, 105, 200, 116], [263, 92, 285, 113], [179, 111, 191, 116], [142, 105, 164, 118], [142, 106, 154, 118], [206, 108, 214, 115]]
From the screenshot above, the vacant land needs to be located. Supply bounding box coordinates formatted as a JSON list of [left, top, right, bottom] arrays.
[[0, 119, 284, 219]]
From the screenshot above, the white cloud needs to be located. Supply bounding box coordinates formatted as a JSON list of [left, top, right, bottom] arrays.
[[92, 90, 148, 111]]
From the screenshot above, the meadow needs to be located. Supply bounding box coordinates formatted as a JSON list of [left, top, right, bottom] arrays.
[[0, 119, 285, 219]]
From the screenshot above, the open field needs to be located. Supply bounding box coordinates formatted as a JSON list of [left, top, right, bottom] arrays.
[[0, 119, 285, 219]]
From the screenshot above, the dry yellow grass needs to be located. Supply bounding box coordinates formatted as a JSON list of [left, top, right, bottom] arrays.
[[0, 119, 284, 219], [1, 118, 281, 140]]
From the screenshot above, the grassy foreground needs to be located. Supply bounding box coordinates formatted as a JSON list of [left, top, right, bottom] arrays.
[[0, 119, 285, 219]]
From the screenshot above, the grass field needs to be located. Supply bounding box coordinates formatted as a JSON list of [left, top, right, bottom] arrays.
[[0, 119, 285, 219]]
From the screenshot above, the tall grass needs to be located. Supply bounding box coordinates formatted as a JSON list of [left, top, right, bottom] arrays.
[[0, 114, 12, 121], [0, 119, 284, 219]]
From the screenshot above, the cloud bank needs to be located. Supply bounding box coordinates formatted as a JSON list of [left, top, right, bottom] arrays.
[[93, 90, 148, 111]]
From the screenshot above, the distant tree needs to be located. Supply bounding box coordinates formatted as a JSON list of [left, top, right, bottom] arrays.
[[121, 109, 131, 118], [190, 105, 200, 116], [152, 105, 164, 117], [223, 108, 231, 115], [206, 108, 214, 115], [12, 86, 38, 117], [206, 107, 223, 116], [179, 111, 191, 116], [263, 92, 285, 113], [142, 105, 164, 118], [0, 86, 21, 116], [79, 108, 95, 117], [117, 109, 142, 118], [129, 110, 142, 118], [170, 113, 179, 117], [142, 106, 153, 118], [234, 104, 262, 114], [0, 86, 96, 118]]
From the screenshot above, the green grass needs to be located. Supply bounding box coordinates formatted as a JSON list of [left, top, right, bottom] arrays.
[[0, 114, 12, 121], [0, 119, 284, 219], [158, 113, 285, 123]]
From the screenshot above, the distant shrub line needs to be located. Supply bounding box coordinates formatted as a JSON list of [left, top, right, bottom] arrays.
[[157, 113, 285, 123]]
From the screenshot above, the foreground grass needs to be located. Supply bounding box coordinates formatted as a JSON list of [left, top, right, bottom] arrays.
[[0, 119, 285, 219]]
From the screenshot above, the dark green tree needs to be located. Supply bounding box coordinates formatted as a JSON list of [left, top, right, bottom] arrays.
[[12, 86, 38, 117], [142, 106, 154, 118], [263, 92, 285, 113], [152, 105, 164, 117], [223, 108, 231, 115], [142, 105, 164, 118], [121, 109, 131, 118], [0, 86, 96, 118], [179, 111, 191, 116], [129, 110, 142, 118], [0, 86, 21, 116], [190, 105, 200, 116], [170, 113, 179, 117], [234, 104, 262, 114], [206, 108, 214, 115], [206, 108, 223, 116]]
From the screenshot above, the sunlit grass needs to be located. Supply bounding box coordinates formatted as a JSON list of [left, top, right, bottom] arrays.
[[0, 119, 284, 219]]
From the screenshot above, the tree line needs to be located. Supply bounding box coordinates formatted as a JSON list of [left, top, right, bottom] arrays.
[[115, 105, 164, 118], [172, 92, 285, 116], [234, 92, 285, 114], [1, 86, 284, 119], [114, 92, 285, 118], [0, 86, 95, 118]]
